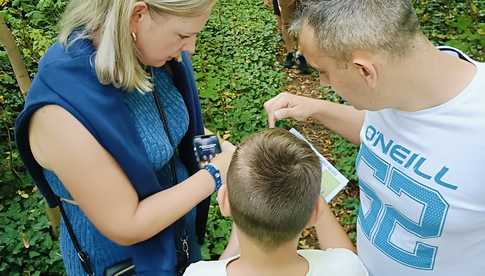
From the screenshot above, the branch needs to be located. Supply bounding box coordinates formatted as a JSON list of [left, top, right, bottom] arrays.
[[0, 14, 31, 97], [0, 14, 60, 237]]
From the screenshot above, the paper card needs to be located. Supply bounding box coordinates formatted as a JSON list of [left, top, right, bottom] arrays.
[[289, 128, 349, 202]]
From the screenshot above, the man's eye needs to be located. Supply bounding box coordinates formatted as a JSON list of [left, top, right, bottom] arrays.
[[179, 34, 190, 39]]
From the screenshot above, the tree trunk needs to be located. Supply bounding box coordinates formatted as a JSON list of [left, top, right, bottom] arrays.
[[45, 203, 61, 237], [0, 14, 60, 237], [0, 15, 31, 97], [262, 0, 272, 8]]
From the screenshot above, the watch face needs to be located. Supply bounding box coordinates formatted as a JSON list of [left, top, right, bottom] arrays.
[[193, 135, 222, 161]]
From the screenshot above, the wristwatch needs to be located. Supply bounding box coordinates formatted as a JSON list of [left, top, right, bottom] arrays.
[[204, 163, 223, 192]]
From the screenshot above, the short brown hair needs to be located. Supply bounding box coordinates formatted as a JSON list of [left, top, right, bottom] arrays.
[[227, 128, 321, 249]]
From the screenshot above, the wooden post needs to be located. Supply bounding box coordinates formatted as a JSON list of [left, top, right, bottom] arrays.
[[0, 14, 61, 237], [0, 15, 30, 97]]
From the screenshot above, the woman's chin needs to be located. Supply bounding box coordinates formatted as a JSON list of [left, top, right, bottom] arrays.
[[143, 58, 168, 68], [152, 60, 167, 67]]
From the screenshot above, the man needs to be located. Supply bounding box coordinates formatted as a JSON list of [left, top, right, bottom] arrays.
[[264, 1, 485, 275], [272, 0, 310, 74]]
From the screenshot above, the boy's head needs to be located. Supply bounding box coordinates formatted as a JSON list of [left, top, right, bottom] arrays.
[[218, 128, 322, 249], [292, 0, 426, 111]]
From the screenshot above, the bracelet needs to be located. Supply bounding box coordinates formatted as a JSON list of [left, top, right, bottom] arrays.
[[204, 163, 223, 192]]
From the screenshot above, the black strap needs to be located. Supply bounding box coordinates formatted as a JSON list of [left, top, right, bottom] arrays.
[[58, 198, 94, 275], [152, 68, 190, 275], [152, 79, 178, 186]]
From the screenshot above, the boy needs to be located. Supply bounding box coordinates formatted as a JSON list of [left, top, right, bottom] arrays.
[[185, 128, 368, 276]]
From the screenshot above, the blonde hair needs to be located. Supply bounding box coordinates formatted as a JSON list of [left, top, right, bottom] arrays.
[[58, 0, 214, 92]]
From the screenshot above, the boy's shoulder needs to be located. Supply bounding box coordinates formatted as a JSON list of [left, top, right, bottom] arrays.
[[183, 256, 238, 276], [298, 248, 368, 276]]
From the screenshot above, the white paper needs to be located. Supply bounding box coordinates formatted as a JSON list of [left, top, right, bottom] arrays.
[[289, 128, 349, 202]]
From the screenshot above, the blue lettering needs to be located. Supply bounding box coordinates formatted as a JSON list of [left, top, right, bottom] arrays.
[[404, 153, 419, 169], [390, 145, 411, 165], [435, 167, 458, 190], [413, 157, 432, 180], [374, 133, 394, 155], [364, 125, 458, 190], [366, 125, 378, 142]]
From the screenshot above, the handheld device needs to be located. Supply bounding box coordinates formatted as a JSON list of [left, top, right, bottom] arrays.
[[193, 134, 222, 163]]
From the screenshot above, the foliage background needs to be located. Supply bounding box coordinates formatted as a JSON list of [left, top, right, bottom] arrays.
[[0, 0, 483, 274]]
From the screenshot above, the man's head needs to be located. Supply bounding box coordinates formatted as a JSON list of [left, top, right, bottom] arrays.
[[218, 128, 322, 250], [295, 0, 424, 110]]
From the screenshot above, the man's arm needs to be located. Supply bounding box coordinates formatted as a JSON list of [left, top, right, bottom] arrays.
[[264, 93, 365, 145], [315, 199, 355, 252], [308, 100, 365, 145]]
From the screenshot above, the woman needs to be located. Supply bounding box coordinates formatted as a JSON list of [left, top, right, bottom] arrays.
[[15, 0, 234, 275]]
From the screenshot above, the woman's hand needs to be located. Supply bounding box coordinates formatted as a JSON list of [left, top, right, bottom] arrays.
[[202, 127, 236, 187], [211, 140, 236, 187], [29, 105, 235, 246]]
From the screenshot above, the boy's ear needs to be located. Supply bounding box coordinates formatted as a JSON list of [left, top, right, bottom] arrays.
[[217, 185, 232, 217], [352, 52, 378, 89], [307, 196, 324, 227]]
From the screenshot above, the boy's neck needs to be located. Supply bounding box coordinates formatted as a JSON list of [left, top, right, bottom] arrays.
[[226, 229, 309, 276]]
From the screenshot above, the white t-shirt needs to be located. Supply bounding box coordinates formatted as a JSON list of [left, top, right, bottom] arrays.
[[356, 47, 485, 276], [184, 249, 368, 276]]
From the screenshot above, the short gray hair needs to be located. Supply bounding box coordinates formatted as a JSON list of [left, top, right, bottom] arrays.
[[294, 0, 421, 60]]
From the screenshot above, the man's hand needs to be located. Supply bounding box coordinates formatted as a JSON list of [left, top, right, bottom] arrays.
[[263, 92, 318, 128], [265, 93, 365, 144]]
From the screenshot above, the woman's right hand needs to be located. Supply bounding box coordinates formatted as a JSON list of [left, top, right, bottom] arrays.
[[28, 105, 236, 246], [264, 92, 319, 128], [211, 140, 236, 187]]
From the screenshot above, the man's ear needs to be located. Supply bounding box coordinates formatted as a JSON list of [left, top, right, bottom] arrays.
[[217, 185, 232, 217], [307, 196, 324, 226], [352, 53, 378, 89]]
